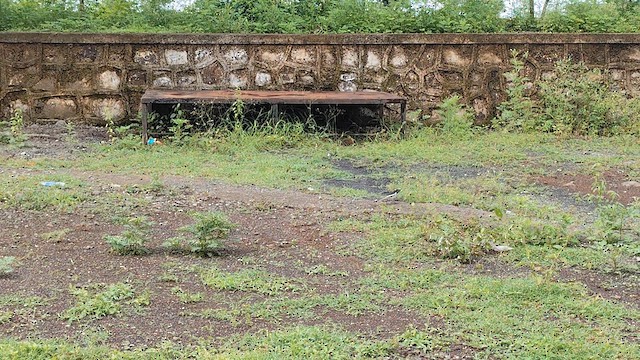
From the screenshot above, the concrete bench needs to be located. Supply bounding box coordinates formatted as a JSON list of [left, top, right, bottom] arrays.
[[140, 89, 407, 143]]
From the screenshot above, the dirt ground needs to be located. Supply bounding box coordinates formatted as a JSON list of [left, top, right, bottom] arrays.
[[0, 124, 638, 355]]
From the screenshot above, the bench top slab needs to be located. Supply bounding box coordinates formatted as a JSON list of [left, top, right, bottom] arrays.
[[141, 89, 405, 105]]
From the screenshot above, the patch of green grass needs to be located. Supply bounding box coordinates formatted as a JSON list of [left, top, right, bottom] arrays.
[[0, 174, 88, 211], [61, 283, 148, 323], [171, 287, 203, 304], [399, 274, 639, 358], [304, 264, 349, 277], [200, 267, 303, 296]]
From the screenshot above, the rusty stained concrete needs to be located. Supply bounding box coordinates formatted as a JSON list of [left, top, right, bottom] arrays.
[[2, 33, 640, 124]]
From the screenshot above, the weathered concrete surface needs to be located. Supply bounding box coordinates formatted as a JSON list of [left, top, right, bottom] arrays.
[[2, 33, 640, 124]]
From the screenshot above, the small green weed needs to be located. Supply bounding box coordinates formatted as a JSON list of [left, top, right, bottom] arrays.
[[0, 109, 27, 146], [105, 216, 153, 255], [163, 211, 235, 257], [61, 283, 138, 322], [423, 215, 490, 263], [200, 267, 301, 296], [0, 256, 16, 276], [171, 287, 203, 304]]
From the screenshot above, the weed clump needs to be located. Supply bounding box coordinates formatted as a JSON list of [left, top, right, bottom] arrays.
[[495, 52, 640, 136], [0, 109, 27, 146], [61, 283, 147, 322], [105, 216, 153, 256], [164, 211, 235, 257], [0, 257, 16, 276]]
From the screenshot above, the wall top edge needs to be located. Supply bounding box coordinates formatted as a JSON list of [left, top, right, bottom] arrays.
[[2, 32, 640, 45]]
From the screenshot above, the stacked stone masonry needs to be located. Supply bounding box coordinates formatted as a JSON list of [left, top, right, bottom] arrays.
[[2, 33, 640, 124]]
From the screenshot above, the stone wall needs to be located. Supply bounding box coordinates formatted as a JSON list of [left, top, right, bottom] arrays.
[[2, 33, 640, 124]]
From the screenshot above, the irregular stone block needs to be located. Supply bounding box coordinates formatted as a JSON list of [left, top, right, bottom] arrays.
[[85, 97, 126, 121], [98, 70, 121, 91], [390, 46, 408, 68], [165, 50, 188, 66], [255, 72, 272, 87], [128, 70, 147, 86], [195, 48, 215, 66], [153, 76, 173, 88], [134, 50, 158, 66], [41, 98, 77, 119], [291, 48, 315, 64], [32, 77, 57, 92], [177, 72, 197, 87], [229, 72, 247, 88], [365, 50, 381, 70], [342, 47, 359, 68], [202, 61, 225, 85], [223, 47, 249, 66], [259, 49, 286, 64], [74, 45, 101, 63], [442, 48, 470, 66]]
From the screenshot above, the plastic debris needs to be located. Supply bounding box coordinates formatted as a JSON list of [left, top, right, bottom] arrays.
[[490, 243, 514, 252], [40, 181, 66, 187], [147, 137, 162, 145]]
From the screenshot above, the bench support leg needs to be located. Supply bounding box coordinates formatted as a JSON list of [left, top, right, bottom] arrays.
[[271, 104, 279, 121], [141, 103, 151, 144]]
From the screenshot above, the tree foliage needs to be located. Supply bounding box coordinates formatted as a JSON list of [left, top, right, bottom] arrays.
[[0, 0, 639, 33]]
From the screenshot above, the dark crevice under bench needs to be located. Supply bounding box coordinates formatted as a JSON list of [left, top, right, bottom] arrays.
[[140, 89, 407, 143]]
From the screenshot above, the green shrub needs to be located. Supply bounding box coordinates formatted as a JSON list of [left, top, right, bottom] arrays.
[[496, 56, 640, 136], [163, 211, 235, 257], [105, 216, 152, 255], [434, 95, 475, 139], [494, 51, 538, 132]]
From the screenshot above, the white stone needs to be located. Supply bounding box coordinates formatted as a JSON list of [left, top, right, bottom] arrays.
[[300, 75, 314, 86], [98, 70, 121, 90], [229, 73, 247, 88], [153, 76, 172, 88], [224, 48, 249, 66], [89, 98, 125, 121], [260, 51, 285, 64], [342, 49, 358, 68], [390, 53, 407, 68], [443, 49, 469, 66], [340, 73, 356, 82], [338, 81, 357, 92], [165, 50, 188, 66], [291, 48, 313, 63], [365, 51, 381, 70], [255, 72, 272, 87]]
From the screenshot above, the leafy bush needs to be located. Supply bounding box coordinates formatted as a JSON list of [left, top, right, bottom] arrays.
[[434, 95, 475, 139], [496, 56, 640, 136], [494, 51, 537, 132], [163, 211, 235, 257], [105, 216, 153, 255], [0, 257, 16, 276]]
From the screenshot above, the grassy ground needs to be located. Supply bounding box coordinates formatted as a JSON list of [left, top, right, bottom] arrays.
[[0, 124, 638, 359]]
